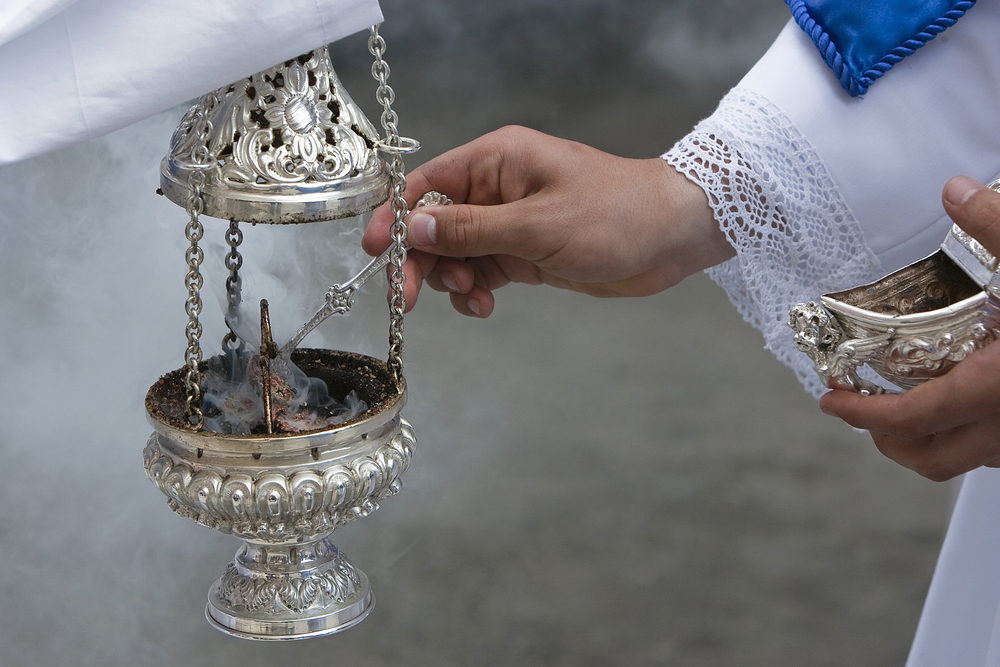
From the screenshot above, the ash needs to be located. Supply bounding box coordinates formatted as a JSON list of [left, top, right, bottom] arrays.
[[200, 348, 366, 434]]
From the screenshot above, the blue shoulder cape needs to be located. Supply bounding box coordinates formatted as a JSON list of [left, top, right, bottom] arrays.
[[786, 0, 976, 96]]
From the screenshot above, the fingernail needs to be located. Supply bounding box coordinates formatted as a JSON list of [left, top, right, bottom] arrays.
[[408, 211, 436, 245], [467, 298, 481, 316], [944, 175, 984, 207], [820, 404, 839, 418], [441, 273, 459, 292]]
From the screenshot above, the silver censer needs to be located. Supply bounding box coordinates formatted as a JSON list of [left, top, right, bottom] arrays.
[[790, 179, 1000, 394], [142, 31, 434, 639], [145, 351, 413, 639]]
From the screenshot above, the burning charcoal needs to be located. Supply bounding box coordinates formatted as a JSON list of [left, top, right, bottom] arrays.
[[273, 391, 367, 432], [198, 347, 367, 434], [201, 379, 265, 434], [275, 407, 326, 432]]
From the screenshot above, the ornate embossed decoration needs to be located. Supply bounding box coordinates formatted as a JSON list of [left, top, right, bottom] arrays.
[[883, 321, 998, 380], [143, 417, 414, 542], [789, 227, 1000, 393], [144, 349, 414, 640], [146, 32, 419, 640], [788, 302, 891, 394], [217, 560, 358, 613], [214, 541, 363, 613], [159, 48, 390, 223]]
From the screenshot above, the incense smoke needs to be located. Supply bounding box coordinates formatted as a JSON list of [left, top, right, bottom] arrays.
[[198, 207, 377, 433], [200, 346, 366, 434]]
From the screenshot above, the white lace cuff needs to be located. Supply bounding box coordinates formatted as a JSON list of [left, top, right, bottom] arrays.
[[662, 88, 884, 398]]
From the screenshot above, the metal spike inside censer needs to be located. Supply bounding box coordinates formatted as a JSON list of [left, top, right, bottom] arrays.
[[143, 27, 448, 640]]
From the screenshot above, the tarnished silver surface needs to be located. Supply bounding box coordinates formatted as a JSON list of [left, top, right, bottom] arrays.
[[159, 48, 392, 223], [144, 350, 415, 639], [790, 196, 1000, 393]]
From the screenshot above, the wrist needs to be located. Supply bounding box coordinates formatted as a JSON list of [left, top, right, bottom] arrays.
[[650, 158, 735, 284]]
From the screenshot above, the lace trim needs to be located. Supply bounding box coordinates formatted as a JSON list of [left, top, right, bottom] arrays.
[[663, 88, 884, 398]]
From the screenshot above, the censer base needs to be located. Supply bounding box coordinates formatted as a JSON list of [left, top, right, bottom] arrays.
[[205, 537, 374, 641]]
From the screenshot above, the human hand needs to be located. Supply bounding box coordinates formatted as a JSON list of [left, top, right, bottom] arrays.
[[362, 125, 732, 317], [819, 176, 1000, 481]]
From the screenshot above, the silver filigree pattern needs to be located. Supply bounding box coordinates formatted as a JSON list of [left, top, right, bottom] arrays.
[[160, 48, 390, 223]]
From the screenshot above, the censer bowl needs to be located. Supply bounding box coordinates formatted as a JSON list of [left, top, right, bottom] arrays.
[[143, 349, 415, 640]]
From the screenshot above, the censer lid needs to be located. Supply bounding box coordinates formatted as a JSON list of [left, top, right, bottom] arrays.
[[939, 178, 1000, 286], [159, 48, 390, 223]]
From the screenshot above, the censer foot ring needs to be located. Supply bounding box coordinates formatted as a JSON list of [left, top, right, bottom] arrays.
[[205, 537, 374, 641]]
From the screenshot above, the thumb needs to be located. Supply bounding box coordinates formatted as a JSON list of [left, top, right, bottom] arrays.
[[406, 200, 542, 260], [943, 176, 1000, 258]]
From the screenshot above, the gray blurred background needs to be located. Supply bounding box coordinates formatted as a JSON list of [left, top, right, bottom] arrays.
[[0, 1, 950, 665]]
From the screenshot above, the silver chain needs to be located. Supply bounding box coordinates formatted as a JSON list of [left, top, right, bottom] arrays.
[[182, 116, 213, 430], [222, 219, 244, 351], [369, 24, 409, 388]]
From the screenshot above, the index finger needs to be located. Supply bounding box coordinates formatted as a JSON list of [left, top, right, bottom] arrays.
[[363, 168, 445, 256], [363, 133, 509, 256], [365, 126, 551, 257]]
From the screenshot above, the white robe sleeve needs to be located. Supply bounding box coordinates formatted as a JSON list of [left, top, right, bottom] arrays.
[[0, 0, 80, 46], [663, 10, 1000, 398], [663, 6, 1000, 666], [0, 0, 383, 166]]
